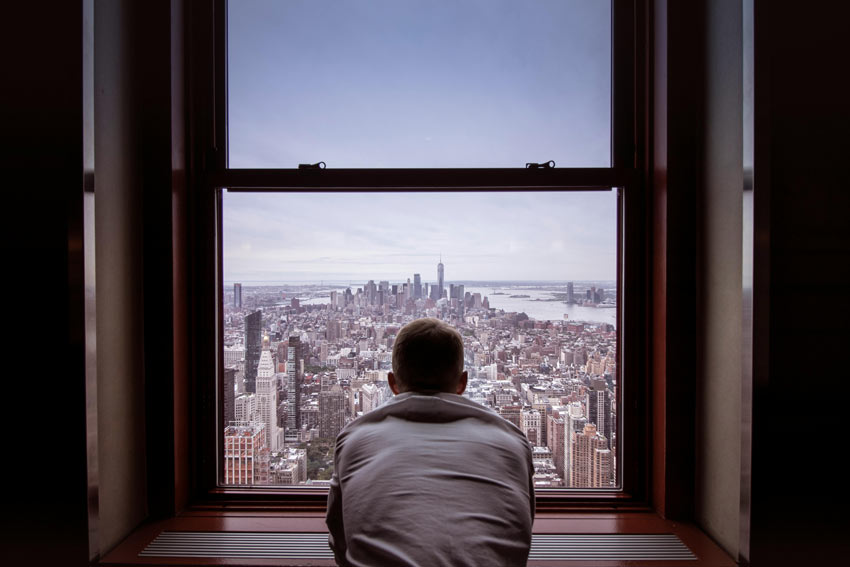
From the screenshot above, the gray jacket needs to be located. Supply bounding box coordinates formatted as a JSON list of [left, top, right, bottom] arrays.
[[326, 392, 535, 567]]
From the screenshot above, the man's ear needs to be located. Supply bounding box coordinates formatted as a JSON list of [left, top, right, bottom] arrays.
[[388, 371, 401, 395], [456, 370, 468, 395]]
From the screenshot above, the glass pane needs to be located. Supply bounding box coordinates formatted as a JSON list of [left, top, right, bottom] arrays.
[[228, 0, 612, 168], [221, 190, 619, 489]]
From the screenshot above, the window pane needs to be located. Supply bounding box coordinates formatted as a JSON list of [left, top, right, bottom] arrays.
[[228, 0, 612, 168], [221, 190, 619, 489]]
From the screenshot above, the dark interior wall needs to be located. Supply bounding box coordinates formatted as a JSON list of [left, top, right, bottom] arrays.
[[1, 2, 92, 566], [94, 0, 149, 554], [749, 1, 850, 565], [695, 0, 744, 557], [2, 1, 182, 562], [657, 2, 850, 563]]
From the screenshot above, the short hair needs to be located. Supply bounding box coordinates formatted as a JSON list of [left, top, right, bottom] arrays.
[[392, 318, 464, 392]]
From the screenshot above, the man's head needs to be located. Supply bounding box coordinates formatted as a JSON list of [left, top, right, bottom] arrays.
[[389, 318, 467, 395]]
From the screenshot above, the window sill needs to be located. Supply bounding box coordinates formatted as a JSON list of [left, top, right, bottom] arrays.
[[192, 488, 650, 514], [100, 510, 735, 567]]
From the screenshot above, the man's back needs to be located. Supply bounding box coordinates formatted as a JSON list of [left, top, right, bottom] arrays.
[[326, 392, 535, 567]]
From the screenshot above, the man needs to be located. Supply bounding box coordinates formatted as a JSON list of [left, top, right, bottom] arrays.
[[326, 318, 535, 567]]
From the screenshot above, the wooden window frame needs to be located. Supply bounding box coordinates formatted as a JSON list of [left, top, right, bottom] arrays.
[[179, 0, 652, 515]]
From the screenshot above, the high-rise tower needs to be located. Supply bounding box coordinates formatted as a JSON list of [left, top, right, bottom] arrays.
[[564, 401, 586, 487], [319, 384, 346, 439], [587, 378, 612, 447], [437, 256, 444, 299], [285, 337, 299, 431], [286, 335, 303, 431], [365, 280, 377, 305], [413, 273, 422, 299], [223, 367, 237, 426], [570, 424, 611, 488], [256, 335, 279, 451], [244, 310, 262, 393], [234, 283, 242, 309]]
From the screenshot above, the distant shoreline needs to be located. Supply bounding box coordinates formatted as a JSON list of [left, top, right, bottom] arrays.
[[224, 279, 617, 288]]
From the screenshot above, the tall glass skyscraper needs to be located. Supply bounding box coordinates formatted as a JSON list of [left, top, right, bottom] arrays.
[[587, 378, 612, 448], [244, 310, 262, 393], [286, 335, 303, 430], [437, 257, 444, 299]]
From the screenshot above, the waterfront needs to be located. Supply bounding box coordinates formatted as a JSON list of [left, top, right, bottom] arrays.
[[464, 286, 616, 325], [283, 281, 617, 325]]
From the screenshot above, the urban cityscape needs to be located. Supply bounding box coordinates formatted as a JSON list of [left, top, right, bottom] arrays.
[[222, 259, 618, 490]]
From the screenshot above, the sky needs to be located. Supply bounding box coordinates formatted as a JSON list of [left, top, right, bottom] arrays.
[[223, 190, 617, 283], [228, 0, 611, 168], [224, 0, 614, 283]]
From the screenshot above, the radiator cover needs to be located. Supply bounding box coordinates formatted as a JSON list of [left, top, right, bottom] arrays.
[[140, 531, 697, 561]]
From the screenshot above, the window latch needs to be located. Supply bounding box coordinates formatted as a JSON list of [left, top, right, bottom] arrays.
[[525, 160, 556, 169], [298, 161, 326, 170]]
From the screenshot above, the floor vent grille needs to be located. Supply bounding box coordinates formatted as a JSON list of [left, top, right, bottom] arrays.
[[140, 531, 696, 561], [530, 534, 696, 560]]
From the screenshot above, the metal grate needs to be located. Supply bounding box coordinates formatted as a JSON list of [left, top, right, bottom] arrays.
[[140, 532, 332, 559], [529, 534, 696, 561], [141, 531, 696, 561]]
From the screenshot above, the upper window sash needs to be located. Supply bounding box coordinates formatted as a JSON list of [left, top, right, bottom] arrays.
[[212, 0, 636, 173]]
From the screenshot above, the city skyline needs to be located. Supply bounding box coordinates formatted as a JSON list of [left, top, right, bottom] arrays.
[[223, 278, 618, 488]]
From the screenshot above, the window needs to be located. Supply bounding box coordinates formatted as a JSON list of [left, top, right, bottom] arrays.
[[222, 189, 619, 489], [196, 0, 645, 508]]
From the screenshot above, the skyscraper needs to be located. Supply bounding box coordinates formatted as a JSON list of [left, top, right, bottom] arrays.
[[234, 282, 242, 309], [564, 402, 586, 487], [244, 310, 262, 393], [326, 318, 340, 342], [223, 367, 237, 426], [413, 273, 421, 299], [286, 335, 303, 431], [548, 413, 566, 479], [566, 281, 575, 304], [366, 280, 376, 305], [256, 336, 279, 451], [319, 384, 345, 439], [437, 256, 444, 299], [570, 423, 611, 488], [587, 378, 612, 447]]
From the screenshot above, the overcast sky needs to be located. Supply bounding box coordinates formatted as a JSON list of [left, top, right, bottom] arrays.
[[228, 0, 610, 168], [223, 190, 617, 283], [224, 1, 613, 283]]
